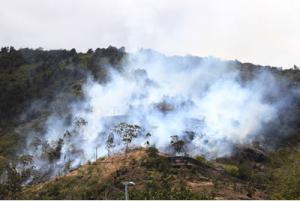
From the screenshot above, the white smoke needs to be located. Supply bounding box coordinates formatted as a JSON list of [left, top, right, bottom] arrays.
[[24, 49, 288, 178]]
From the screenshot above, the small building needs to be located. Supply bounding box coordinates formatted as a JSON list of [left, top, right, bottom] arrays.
[[167, 156, 203, 167]]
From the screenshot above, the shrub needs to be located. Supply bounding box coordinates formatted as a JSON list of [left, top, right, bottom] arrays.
[[223, 164, 239, 177], [267, 148, 300, 199], [146, 146, 158, 158], [237, 162, 253, 180], [195, 155, 206, 162], [130, 187, 214, 200]]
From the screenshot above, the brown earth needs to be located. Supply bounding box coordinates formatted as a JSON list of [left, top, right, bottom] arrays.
[[21, 148, 267, 199]]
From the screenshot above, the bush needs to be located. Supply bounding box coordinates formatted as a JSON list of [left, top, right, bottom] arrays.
[[141, 155, 170, 172], [130, 188, 213, 200], [130, 172, 214, 200], [0, 163, 22, 199], [267, 148, 300, 199], [223, 164, 239, 177], [195, 155, 206, 162], [237, 162, 253, 180], [146, 146, 158, 158]]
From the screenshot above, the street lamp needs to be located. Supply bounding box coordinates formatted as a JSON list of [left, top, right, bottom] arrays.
[[122, 181, 135, 200]]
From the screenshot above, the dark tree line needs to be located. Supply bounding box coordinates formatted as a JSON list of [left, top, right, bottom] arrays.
[[0, 46, 126, 127]]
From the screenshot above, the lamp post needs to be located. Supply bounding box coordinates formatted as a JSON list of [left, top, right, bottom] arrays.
[[122, 181, 135, 200]]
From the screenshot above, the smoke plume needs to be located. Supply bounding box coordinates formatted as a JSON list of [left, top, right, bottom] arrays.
[[22, 49, 295, 179]]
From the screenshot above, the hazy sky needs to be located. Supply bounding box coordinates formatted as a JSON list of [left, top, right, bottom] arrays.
[[0, 0, 299, 68]]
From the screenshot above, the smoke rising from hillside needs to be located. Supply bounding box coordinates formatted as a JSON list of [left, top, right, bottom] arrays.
[[23, 50, 293, 178]]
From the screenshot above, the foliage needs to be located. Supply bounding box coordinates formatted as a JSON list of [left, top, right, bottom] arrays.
[[170, 135, 186, 155], [110, 122, 144, 154], [2, 46, 300, 199], [237, 161, 253, 181], [195, 155, 206, 162], [0, 162, 22, 199], [130, 187, 213, 200], [141, 150, 170, 172], [0, 46, 126, 128], [222, 164, 239, 177], [0, 131, 21, 157], [267, 147, 300, 199], [145, 146, 158, 158], [130, 171, 214, 200]]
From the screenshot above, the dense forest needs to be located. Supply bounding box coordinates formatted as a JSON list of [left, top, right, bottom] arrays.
[[1, 46, 300, 199]]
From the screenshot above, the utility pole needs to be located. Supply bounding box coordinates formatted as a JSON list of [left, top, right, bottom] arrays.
[[122, 181, 135, 200]]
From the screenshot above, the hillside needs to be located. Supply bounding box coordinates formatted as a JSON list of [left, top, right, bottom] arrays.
[[1, 46, 300, 199], [19, 148, 266, 199], [11, 144, 300, 200], [1, 144, 300, 199]]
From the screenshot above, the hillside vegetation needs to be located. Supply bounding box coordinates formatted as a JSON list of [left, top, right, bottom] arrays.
[[14, 146, 300, 199], [1, 46, 300, 199], [19, 148, 264, 199]]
